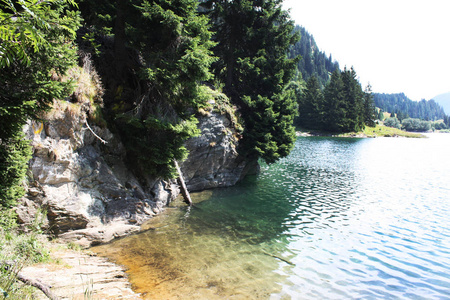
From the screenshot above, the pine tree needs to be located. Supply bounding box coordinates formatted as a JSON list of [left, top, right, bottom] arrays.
[[298, 76, 323, 130], [323, 70, 345, 132], [341, 67, 364, 132], [363, 84, 376, 127], [201, 0, 299, 163]]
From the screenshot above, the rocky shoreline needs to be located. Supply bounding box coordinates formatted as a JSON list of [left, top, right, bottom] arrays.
[[17, 96, 253, 248], [14, 94, 256, 298]]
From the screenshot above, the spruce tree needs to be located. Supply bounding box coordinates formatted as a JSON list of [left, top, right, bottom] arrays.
[[201, 0, 299, 163], [341, 67, 365, 132], [323, 70, 345, 132], [363, 84, 376, 127], [298, 76, 323, 130]]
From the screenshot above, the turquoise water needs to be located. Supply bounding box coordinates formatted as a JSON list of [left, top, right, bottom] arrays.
[[94, 134, 450, 299]]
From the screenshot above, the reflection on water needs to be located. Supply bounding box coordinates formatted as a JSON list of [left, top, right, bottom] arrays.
[[93, 134, 450, 299]]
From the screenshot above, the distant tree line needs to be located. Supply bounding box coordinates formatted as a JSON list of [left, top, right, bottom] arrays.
[[295, 68, 376, 133], [288, 26, 340, 87], [374, 93, 447, 121]]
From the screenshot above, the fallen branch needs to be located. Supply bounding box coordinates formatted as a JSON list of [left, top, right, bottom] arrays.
[[261, 251, 295, 266], [1, 261, 60, 300], [85, 120, 107, 144], [16, 273, 61, 300]]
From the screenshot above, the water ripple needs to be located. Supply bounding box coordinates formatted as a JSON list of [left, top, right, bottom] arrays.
[[94, 135, 450, 299]]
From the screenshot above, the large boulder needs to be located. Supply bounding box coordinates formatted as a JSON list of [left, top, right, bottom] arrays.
[[181, 103, 254, 191]]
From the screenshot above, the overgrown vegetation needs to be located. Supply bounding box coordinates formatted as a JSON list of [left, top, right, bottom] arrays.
[[0, 2, 81, 295], [78, 0, 217, 178]]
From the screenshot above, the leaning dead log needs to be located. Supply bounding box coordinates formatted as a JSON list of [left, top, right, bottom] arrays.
[[174, 160, 192, 206]]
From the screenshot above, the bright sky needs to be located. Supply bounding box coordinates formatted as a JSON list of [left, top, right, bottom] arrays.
[[282, 0, 450, 101]]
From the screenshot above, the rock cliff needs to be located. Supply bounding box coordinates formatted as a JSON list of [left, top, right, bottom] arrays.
[[17, 92, 252, 247], [181, 103, 249, 191]]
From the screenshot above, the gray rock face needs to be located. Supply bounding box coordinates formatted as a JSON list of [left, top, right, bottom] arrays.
[[21, 104, 178, 245], [181, 110, 251, 191]]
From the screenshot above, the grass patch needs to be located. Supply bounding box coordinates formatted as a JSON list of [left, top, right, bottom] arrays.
[[297, 124, 426, 138], [340, 124, 426, 138]]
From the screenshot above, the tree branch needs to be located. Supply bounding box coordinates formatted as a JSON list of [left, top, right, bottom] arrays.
[[85, 120, 107, 144], [1, 261, 60, 300]]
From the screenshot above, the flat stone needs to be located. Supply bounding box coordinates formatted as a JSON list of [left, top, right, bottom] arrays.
[[20, 247, 141, 299]]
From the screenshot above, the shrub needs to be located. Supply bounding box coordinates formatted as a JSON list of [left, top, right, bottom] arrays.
[[401, 118, 431, 132], [384, 117, 401, 129]]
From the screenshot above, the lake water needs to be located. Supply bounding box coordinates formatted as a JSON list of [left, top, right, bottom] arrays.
[[93, 134, 450, 299]]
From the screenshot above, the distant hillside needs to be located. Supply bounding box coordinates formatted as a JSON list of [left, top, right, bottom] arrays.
[[432, 92, 450, 115], [373, 93, 447, 121], [289, 26, 340, 87]]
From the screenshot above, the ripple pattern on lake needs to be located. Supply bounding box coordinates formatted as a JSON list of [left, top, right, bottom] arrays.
[[93, 134, 450, 299]]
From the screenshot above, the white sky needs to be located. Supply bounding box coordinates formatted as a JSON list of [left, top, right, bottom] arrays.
[[282, 0, 450, 100]]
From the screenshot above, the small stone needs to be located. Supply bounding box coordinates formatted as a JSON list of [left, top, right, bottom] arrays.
[[28, 187, 41, 197]]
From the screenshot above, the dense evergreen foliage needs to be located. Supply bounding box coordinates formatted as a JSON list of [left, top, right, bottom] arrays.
[[373, 93, 447, 121], [79, 0, 216, 178], [288, 26, 376, 133], [4, 0, 445, 210], [289, 26, 340, 87], [297, 68, 376, 133], [201, 0, 299, 163], [0, 0, 80, 207], [0, 0, 305, 207]]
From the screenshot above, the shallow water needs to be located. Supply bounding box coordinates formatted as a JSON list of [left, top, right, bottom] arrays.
[[93, 133, 450, 299]]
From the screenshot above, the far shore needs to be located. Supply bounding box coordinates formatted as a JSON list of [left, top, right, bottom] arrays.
[[296, 124, 428, 138]]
